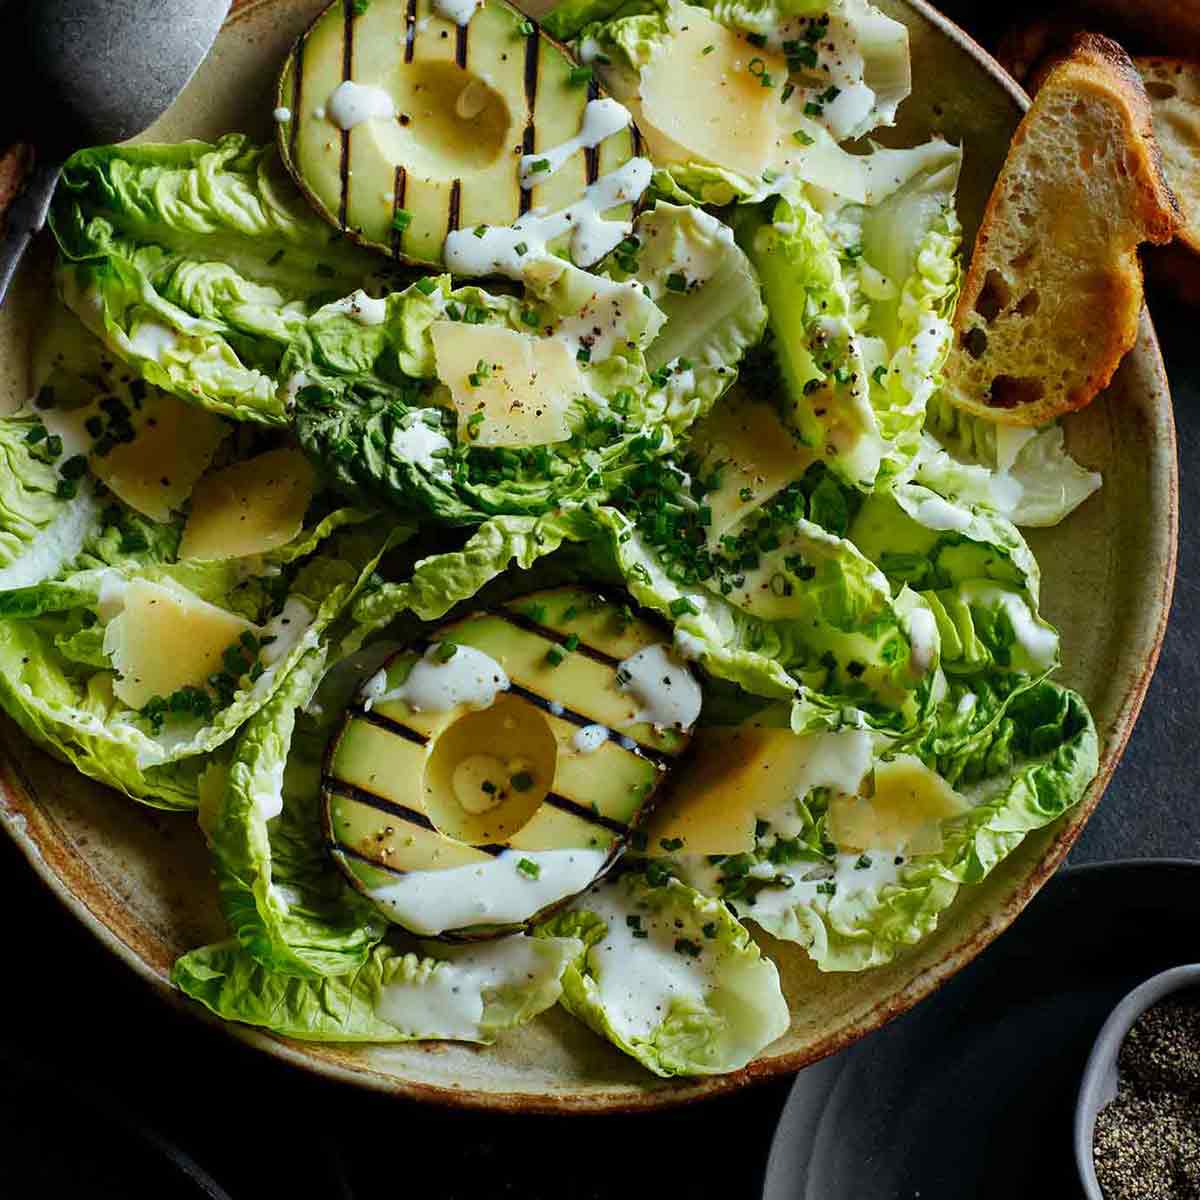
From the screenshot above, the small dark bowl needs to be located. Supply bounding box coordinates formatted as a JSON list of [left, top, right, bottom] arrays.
[[1074, 963, 1200, 1198]]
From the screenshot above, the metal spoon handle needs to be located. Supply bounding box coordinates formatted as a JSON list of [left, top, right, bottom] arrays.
[[0, 157, 62, 308]]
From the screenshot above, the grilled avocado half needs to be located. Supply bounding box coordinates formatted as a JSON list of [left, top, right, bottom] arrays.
[[323, 587, 696, 939], [277, 0, 640, 268]]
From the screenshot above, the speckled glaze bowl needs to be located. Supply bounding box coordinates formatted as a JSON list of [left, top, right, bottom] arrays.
[[0, 0, 1177, 1112]]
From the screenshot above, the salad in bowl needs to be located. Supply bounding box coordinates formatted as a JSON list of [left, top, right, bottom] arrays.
[[0, 0, 1101, 1079]]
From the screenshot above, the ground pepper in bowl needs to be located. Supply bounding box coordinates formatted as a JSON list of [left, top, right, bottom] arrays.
[[1094, 993, 1200, 1198]]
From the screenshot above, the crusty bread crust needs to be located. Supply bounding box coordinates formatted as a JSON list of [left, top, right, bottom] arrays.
[[945, 34, 1181, 427], [1136, 57, 1200, 256]]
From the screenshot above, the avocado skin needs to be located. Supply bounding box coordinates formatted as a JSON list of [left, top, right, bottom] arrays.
[[276, 0, 638, 269], [323, 586, 692, 938]]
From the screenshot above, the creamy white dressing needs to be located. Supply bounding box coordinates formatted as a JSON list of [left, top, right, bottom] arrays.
[[552, 278, 645, 363], [443, 158, 652, 279], [431, 0, 482, 24], [367, 643, 509, 713], [519, 99, 632, 187], [616, 643, 701, 732], [273, 106, 292, 123], [912, 493, 973, 532], [392, 413, 452, 476], [325, 80, 396, 130], [375, 935, 566, 1038], [260, 598, 315, 667], [322, 289, 389, 325], [906, 604, 939, 674], [577, 880, 719, 1042], [572, 724, 610, 754], [957, 583, 1058, 669], [366, 849, 607, 935], [283, 371, 311, 405]]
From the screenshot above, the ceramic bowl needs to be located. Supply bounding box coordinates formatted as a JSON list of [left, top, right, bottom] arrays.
[[0, 0, 1178, 1111]]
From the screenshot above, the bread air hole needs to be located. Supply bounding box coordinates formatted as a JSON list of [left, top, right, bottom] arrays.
[[1145, 80, 1178, 101], [962, 327, 988, 359], [975, 269, 1012, 322], [988, 374, 1044, 410], [1016, 290, 1040, 317]]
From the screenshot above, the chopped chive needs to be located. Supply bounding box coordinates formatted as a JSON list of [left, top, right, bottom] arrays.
[[665, 272, 688, 293], [516, 17, 534, 34], [481, 779, 497, 795], [415, 277, 437, 295], [516, 856, 541, 878], [792, 128, 814, 145], [659, 836, 684, 852], [545, 646, 565, 667], [855, 854, 873, 870], [567, 65, 592, 86], [473, 224, 487, 238], [781, 82, 795, 103], [702, 921, 717, 939], [804, 100, 823, 116], [529, 158, 551, 174], [576, 347, 590, 363], [563, 633, 580, 652], [872, 364, 888, 385], [514, 241, 528, 256], [392, 209, 413, 232], [435, 641, 459, 663], [669, 597, 698, 617], [674, 937, 702, 958], [748, 56, 766, 77], [521, 307, 540, 327], [701, 43, 714, 54]]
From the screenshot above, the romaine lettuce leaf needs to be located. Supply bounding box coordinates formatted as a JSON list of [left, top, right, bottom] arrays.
[[920, 394, 1102, 528], [173, 933, 581, 1043], [0, 521, 405, 809], [591, 503, 935, 733], [0, 417, 101, 591], [674, 681, 1096, 970], [352, 510, 598, 638], [537, 870, 788, 1076], [736, 139, 962, 489], [602, 202, 766, 431], [199, 646, 388, 978]]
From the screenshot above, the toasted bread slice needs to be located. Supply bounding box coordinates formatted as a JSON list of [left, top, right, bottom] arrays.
[[944, 34, 1179, 426], [1137, 58, 1200, 255]]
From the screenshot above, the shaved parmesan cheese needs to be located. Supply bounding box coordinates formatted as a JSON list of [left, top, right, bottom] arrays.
[[42, 392, 226, 522], [103, 578, 255, 709], [638, 9, 783, 180], [828, 754, 968, 857], [178, 448, 315, 562], [690, 397, 814, 540], [430, 322, 583, 448]]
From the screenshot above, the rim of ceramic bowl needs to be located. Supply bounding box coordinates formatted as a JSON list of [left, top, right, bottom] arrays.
[[0, 0, 1179, 1113]]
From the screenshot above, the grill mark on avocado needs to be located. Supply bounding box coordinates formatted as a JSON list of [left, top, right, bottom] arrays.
[[390, 165, 408, 259], [447, 179, 462, 233], [325, 778, 438, 833], [352, 707, 427, 745], [542, 791, 630, 837], [337, 0, 354, 230], [454, 18, 468, 68], [501, 680, 674, 770], [327, 779, 510, 858], [288, 39, 303, 164], [585, 76, 601, 185], [336, 843, 411, 879], [496, 608, 621, 668], [520, 27, 539, 216], [403, 0, 417, 63]]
